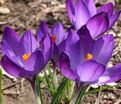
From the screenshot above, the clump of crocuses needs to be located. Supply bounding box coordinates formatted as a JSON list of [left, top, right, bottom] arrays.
[[1, 0, 121, 104]]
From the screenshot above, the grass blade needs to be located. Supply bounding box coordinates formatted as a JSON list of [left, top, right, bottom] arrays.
[[51, 78, 69, 104]]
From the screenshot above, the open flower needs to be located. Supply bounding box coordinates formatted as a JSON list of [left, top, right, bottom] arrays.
[[1, 26, 52, 80], [66, 0, 121, 38], [37, 21, 66, 62], [58, 26, 121, 85]]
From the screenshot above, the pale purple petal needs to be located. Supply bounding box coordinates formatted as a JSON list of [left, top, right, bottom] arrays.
[[24, 50, 45, 74], [2, 26, 20, 55], [92, 34, 113, 65], [83, 0, 97, 16], [77, 60, 105, 83], [66, 0, 75, 23], [96, 63, 121, 84], [58, 53, 78, 80], [1, 41, 15, 57], [18, 30, 38, 56], [51, 22, 65, 45], [65, 29, 80, 70], [39, 36, 52, 62], [1, 43, 24, 67], [98, 3, 114, 17], [75, 0, 90, 29], [86, 12, 109, 39], [109, 10, 121, 29], [37, 21, 49, 42]]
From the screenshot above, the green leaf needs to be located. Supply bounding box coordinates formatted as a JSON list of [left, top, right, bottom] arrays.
[[44, 70, 55, 96], [66, 81, 75, 101], [75, 85, 88, 104], [0, 68, 2, 104], [85, 86, 114, 95], [51, 78, 69, 104]]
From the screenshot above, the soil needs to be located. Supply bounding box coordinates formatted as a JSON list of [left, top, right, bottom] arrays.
[[0, 0, 121, 104]]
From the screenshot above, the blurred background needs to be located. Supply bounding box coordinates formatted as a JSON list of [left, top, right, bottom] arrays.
[[0, 0, 121, 104]]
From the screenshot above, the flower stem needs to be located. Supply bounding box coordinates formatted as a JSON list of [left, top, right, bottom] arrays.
[[34, 89, 42, 104], [70, 84, 88, 104], [30, 76, 43, 104], [75, 85, 88, 104], [52, 69, 58, 88], [51, 60, 58, 88]]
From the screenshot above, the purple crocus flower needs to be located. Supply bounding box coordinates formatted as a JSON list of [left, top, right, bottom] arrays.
[[58, 26, 121, 85], [1, 26, 52, 80], [66, 0, 121, 39], [37, 21, 66, 62]]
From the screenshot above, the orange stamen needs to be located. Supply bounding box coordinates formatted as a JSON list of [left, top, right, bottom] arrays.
[[22, 53, 31, 61], [85, 53, 93, 61], [51, 35, 56, 43]]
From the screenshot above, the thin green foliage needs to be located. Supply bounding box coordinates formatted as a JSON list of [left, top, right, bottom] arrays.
[[75, 85, 88, 104], [44, 70, 55, 96], [51, 78, 69, 104], [85, 85, 114, 95]]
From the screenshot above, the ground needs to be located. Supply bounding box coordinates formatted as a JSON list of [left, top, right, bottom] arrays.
[[0, 0, 121, 104]]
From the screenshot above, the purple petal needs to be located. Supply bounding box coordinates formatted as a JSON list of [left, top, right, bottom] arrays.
[[39, 36, 52, 62], [83, 0, 97, 16], [92, 34, 113, 65], [1, 41, 24, 67], [1, 55, 24, 78], [58, 39, 66, 55], [1, 41, 15, 57], [109, 10, 121, 29], [66, 0, 75, 23], [37, 21, 49, 42], [98, 3, 114, 17], [51, 22, 65, 45], [96, 63, 121, 84], [77, 60, 105, 82], [2, 26, 20, 55], [58, 53, 78, 80], [24, 50, 45, 74], [86, 12, 109, 39], [18, 30, 38, 56], [75, 0, 90, 29], [65, 29, 80, 69]]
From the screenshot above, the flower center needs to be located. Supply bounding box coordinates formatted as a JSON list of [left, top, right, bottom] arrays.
[[85, 53, 93, 61], [22, 53, 31, 61], [51, 35, 56, 43]]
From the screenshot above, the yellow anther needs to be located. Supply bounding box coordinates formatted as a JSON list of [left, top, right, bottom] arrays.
[[22, 53, 31, 61], [85, 53, 93, 61], [51, 35, 56, 43]]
